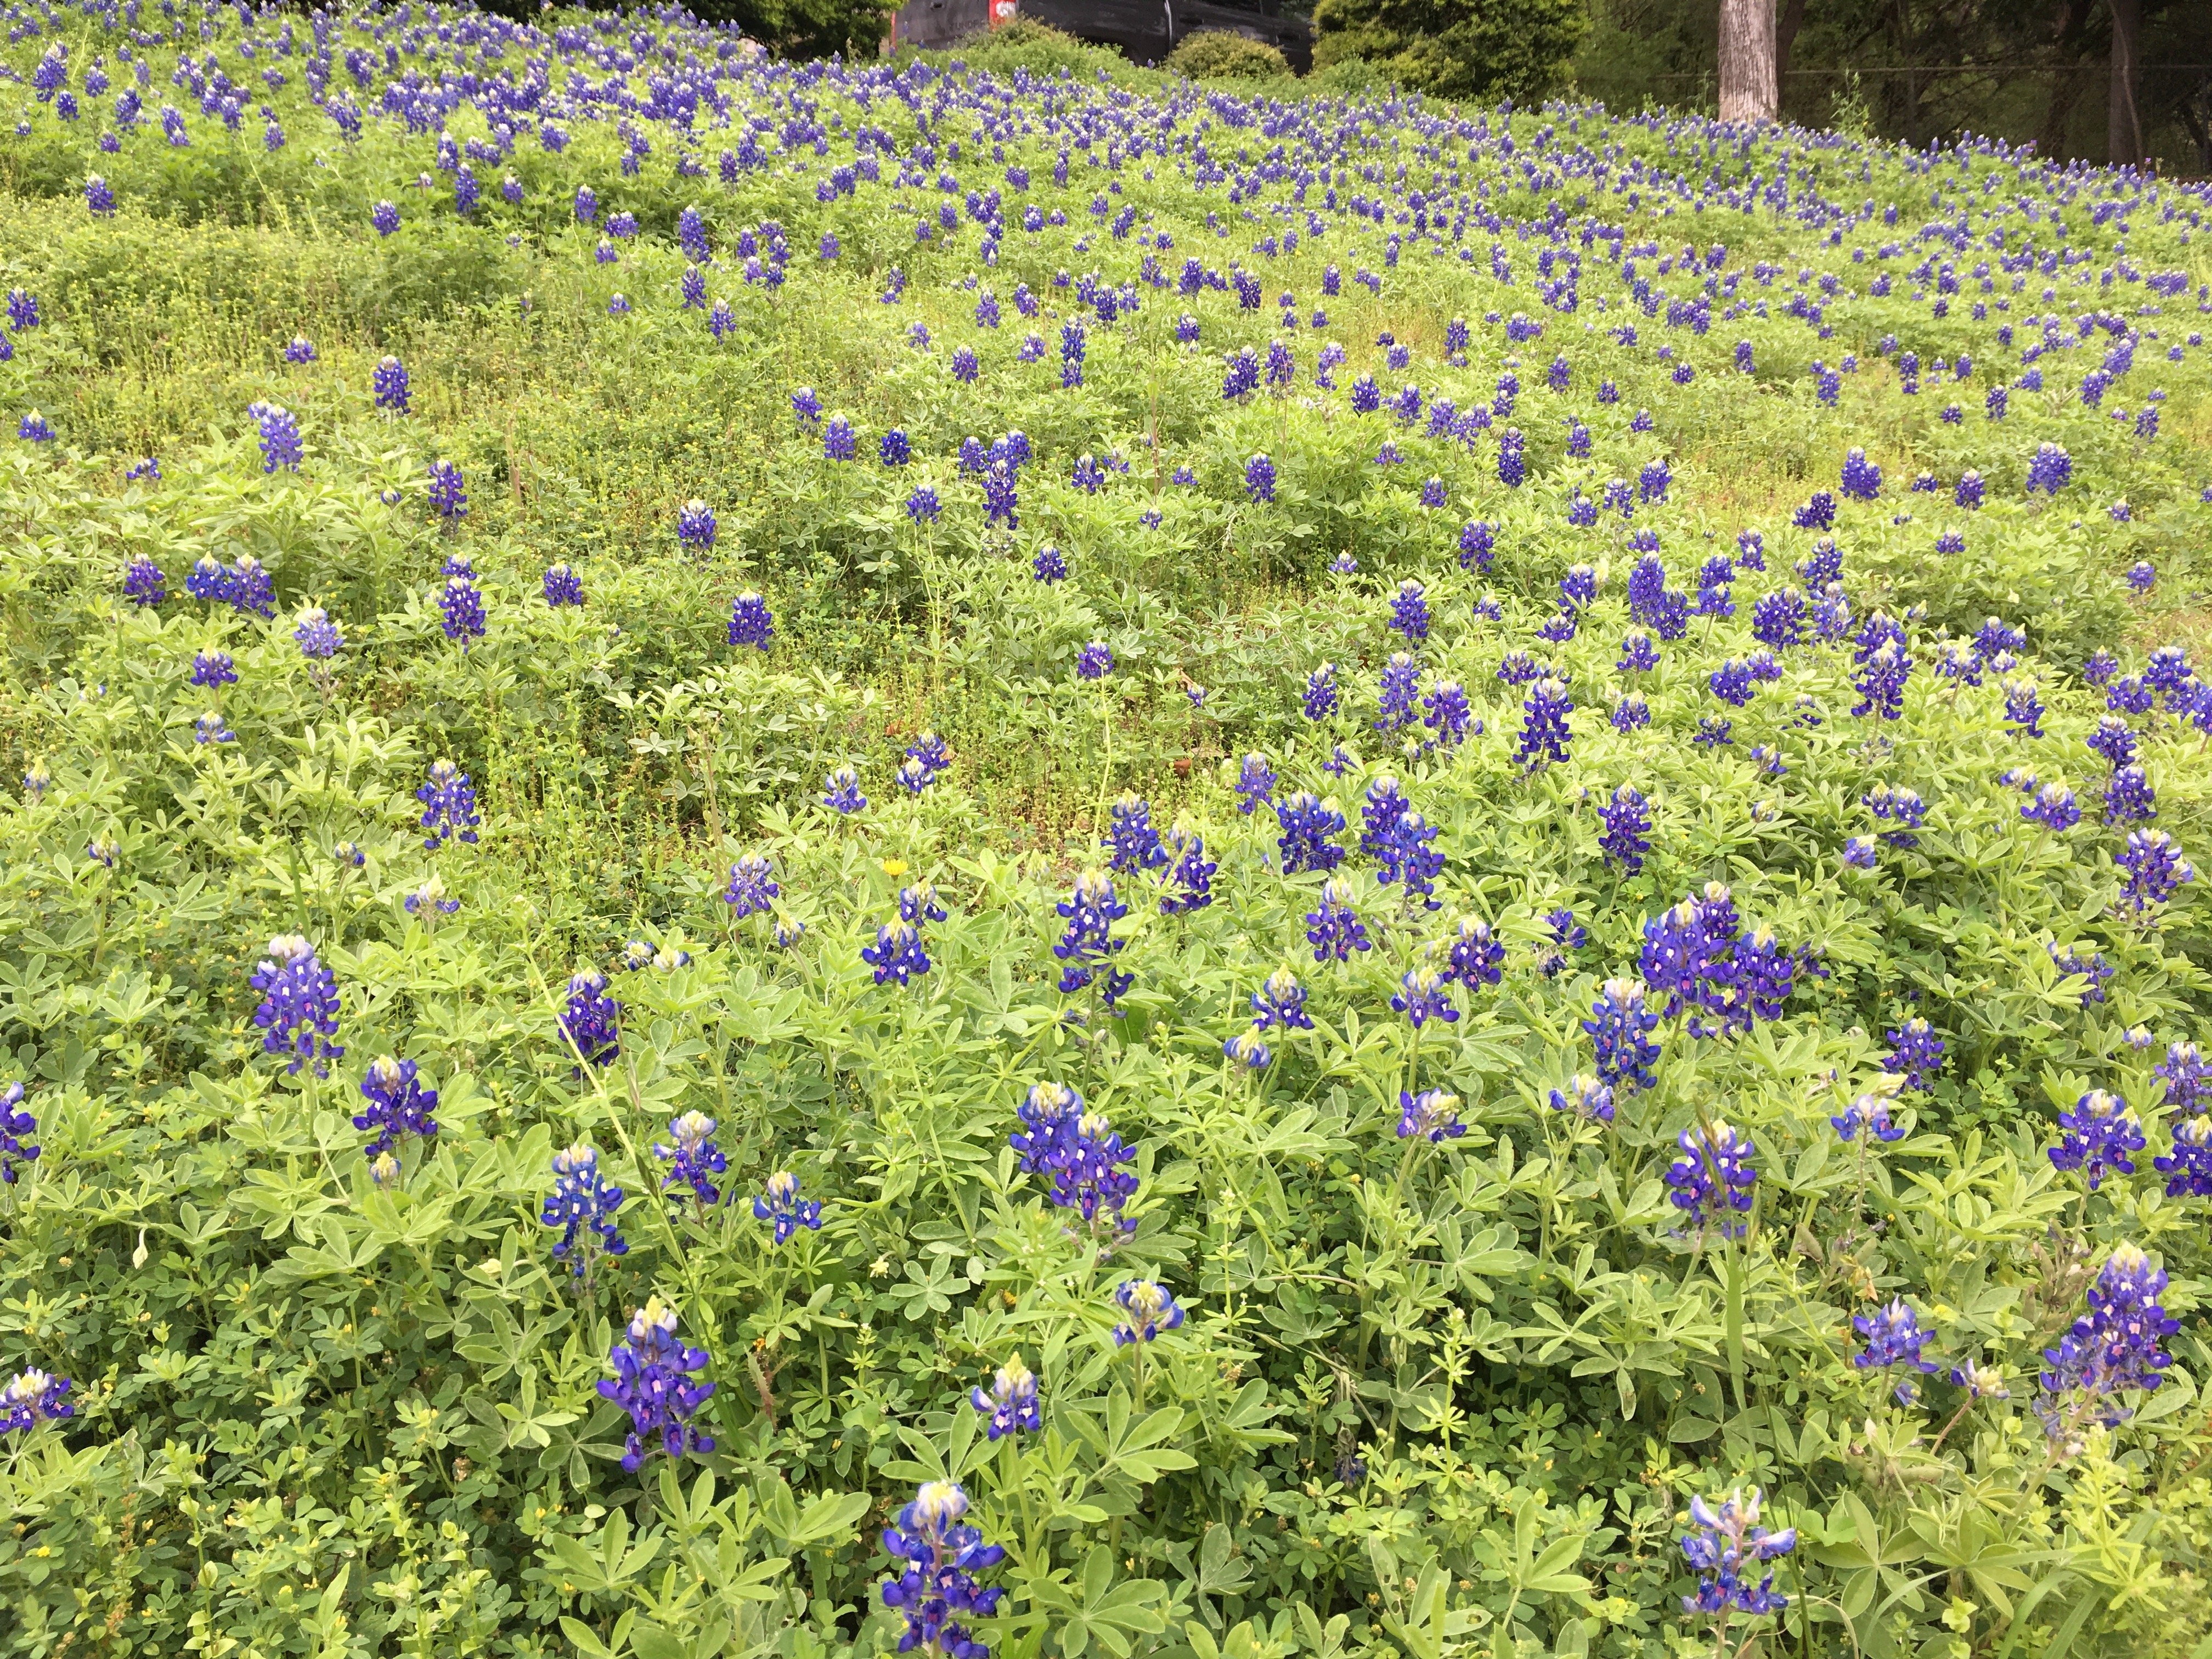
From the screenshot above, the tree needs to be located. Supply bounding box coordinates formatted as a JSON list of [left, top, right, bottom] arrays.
[[1312, 0, 1589, 104], [1718, 0, 1776, 121], [2108, 0, 2143, 162]]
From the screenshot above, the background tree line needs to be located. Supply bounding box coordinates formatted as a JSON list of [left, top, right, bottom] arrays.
[[481, 0, 2212, 174]]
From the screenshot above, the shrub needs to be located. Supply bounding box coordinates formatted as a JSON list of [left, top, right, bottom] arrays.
[[1165, 28, 1292, 80], [1312, 0, 1587, 101]]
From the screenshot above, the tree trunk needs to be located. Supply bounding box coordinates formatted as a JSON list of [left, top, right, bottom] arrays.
[[2108, 0, 2142, 166], [1718, 0, 1777, 123]]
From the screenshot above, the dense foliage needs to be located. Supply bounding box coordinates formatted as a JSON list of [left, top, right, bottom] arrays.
[[1312, 0, 1589, 106], [1, 5, 2210, 1659], [1162, 32, 1290, 85]]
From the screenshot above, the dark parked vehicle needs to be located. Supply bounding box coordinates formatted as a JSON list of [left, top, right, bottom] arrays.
[[1013, 0, 1311, 72]]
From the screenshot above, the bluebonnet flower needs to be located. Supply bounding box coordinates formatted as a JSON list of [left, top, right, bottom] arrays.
[[1224, 1030, 1271, 1070], [1054, 871, 1132, 1007], [753, 1170, 823, 1243], [1250, 967, 1313, 1032], [1458, 520, 1497, 572], [1855, 1299, 1940, 1402], [674, 498, 716, 553], [190, 651, 237, 690], [1359, 777, 1411, 860], [2048, 1090, 2145, 1190], [880, 430, 912, 469], [1423, 681, 1474, 747], [372, 200, 400, 236], [429, 461, 470, 520], [2037, 1243, 2177, 1447], [719, 852, 780, 923], [1750, 589, 1806, 652], [2117, 830, 2194, 916], [2157, 1042, 2210, 1114], [354, 1056, 438, 1160], [1791, 489, 1836, 531], [2003, 678, 2045, 737], [823, 415, 857, 461], [1838, 447, 1882, 501], [1389, 580, 1430, 643], [416, 759, 481, 850], [560, 972, 621, 1068], [811, 764, 864, 816], [1234, 754, 1277, 815], [2047, 941, 2114, 1006], [1060, 321, 1086, 388], [2126, 560, 2156, 595], [862, 919, 931, 986], [293, 607, 342, 662], [1274, 793, 1347, 875], [372, 355, 410, 415], [1108, 795, 1166, 873], [1443, 917, 1505, 989], [1599, 786, 1653, 873], [907, 486, 941, 522], [122, 555, 166, 606], [19, 761, 48, 806], [1832, 1090, 1906, 1143], [1376, 809, 1445, 910], [248, 401, 302, 472], [1665, 1120, 1758, 1237], [0, 1369, 72, 1436], [1376, 653, 1422, 732], [727, 591, 774, 651], [1536, 910, 1587, 978], [1305, 880, 1372, 963], [2103, 766, 2156, 826], [600, 1298, 715, 1471], [5, 290, 37, 331], [972, 1356, 1042, 1440], [1516, 678, 1573, 771], [2156, 1117, 2212, 1197], [1863, 784, 1927, 848], [1076, 641, 1113, 681], [250, 935, 343, 1076], [1617, 630, 1660, 673], [1114, 1281, 1186, 1346], [19, 412, 56, 444], [652, 1111, 727, 1210], [1304, 663, 1339, 721], [2025, 441, 2072, 494], [543, 563, 584, 607], [1548, 1074, 1615, 1124], [1497, 428, 1527, 487], [1396, 1088, 1465, 1143], [1885, 1018, 1945, 1093], [0, 1082, 40, 1184], [194, 712, 236, 746], [438, 574, 484, 647], [880, 1482, 1005, 1656], [2022, 783, 2081, 832], [1391, 967, 1457, 1029], [1585, 978, 1661, 1092], [1850, 635, 1911, 720], [1245, 453, 1276, 503], [1161, 830, 1216, 915], [1679, 1489, 1795, 1620]]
